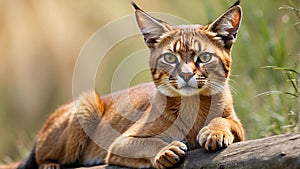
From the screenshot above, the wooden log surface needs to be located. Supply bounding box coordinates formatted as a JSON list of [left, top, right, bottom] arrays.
[[77, 132, 300, 169]]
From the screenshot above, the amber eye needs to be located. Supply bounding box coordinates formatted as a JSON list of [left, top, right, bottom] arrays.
[[163, 53, 178, 64], [197, 52, 213, 63]]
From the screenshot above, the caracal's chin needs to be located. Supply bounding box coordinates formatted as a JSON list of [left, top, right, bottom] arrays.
[[177, 86, 201, 97]]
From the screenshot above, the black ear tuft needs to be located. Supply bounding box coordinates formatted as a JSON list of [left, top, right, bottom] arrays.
[[131, 1, 142, 11], [230, 0, 241, 8]]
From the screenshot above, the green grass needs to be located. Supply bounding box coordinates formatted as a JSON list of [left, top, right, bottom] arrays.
[[229, 0, 299, 139]]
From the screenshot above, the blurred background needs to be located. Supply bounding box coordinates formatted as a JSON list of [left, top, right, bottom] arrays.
[[0, 0, 299, 163]]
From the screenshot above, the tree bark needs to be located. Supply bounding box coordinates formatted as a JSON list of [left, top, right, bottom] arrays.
[[77, 132, 300, 169]]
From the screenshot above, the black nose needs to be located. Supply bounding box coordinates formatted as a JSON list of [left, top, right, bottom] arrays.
[[179, 72, 194, 82]]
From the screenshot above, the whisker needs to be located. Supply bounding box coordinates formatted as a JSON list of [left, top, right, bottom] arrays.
[[228, 79, 240, 95], [229, 85, 239, 95], [207, 80, 225, 93], [229, 78, 241, 87]]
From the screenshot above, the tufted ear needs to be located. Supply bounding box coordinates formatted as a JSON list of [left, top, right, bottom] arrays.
[[131, 2, 172, 48], [208, 1, 242, 50]]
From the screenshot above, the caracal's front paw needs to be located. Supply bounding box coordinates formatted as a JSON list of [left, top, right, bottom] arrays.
[[40, 163, 61, 169], [151, 141, 187, 169], [197, 126, 234, 151]]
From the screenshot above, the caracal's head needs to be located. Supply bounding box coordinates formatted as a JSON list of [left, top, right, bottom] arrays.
[[132, 1, 242, 97]]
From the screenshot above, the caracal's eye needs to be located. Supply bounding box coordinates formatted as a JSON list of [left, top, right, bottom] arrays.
[[163, 53, 178, 64], [197, 52, 213, 63]]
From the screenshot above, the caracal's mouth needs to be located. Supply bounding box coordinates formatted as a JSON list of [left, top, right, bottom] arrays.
[[178, 78, 206, 88], [158, 79, 208, 97], [177, 85, 201, 96]]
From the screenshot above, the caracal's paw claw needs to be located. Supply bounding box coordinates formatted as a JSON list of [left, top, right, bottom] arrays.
[[40, 163, 61, 169], [197, 126, 234, 151], [152, 141, 187, 169]]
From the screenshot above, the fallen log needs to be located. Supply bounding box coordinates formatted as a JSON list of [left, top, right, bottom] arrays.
[[176, 132, 300, 169], [77, 132, 300, 169]]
